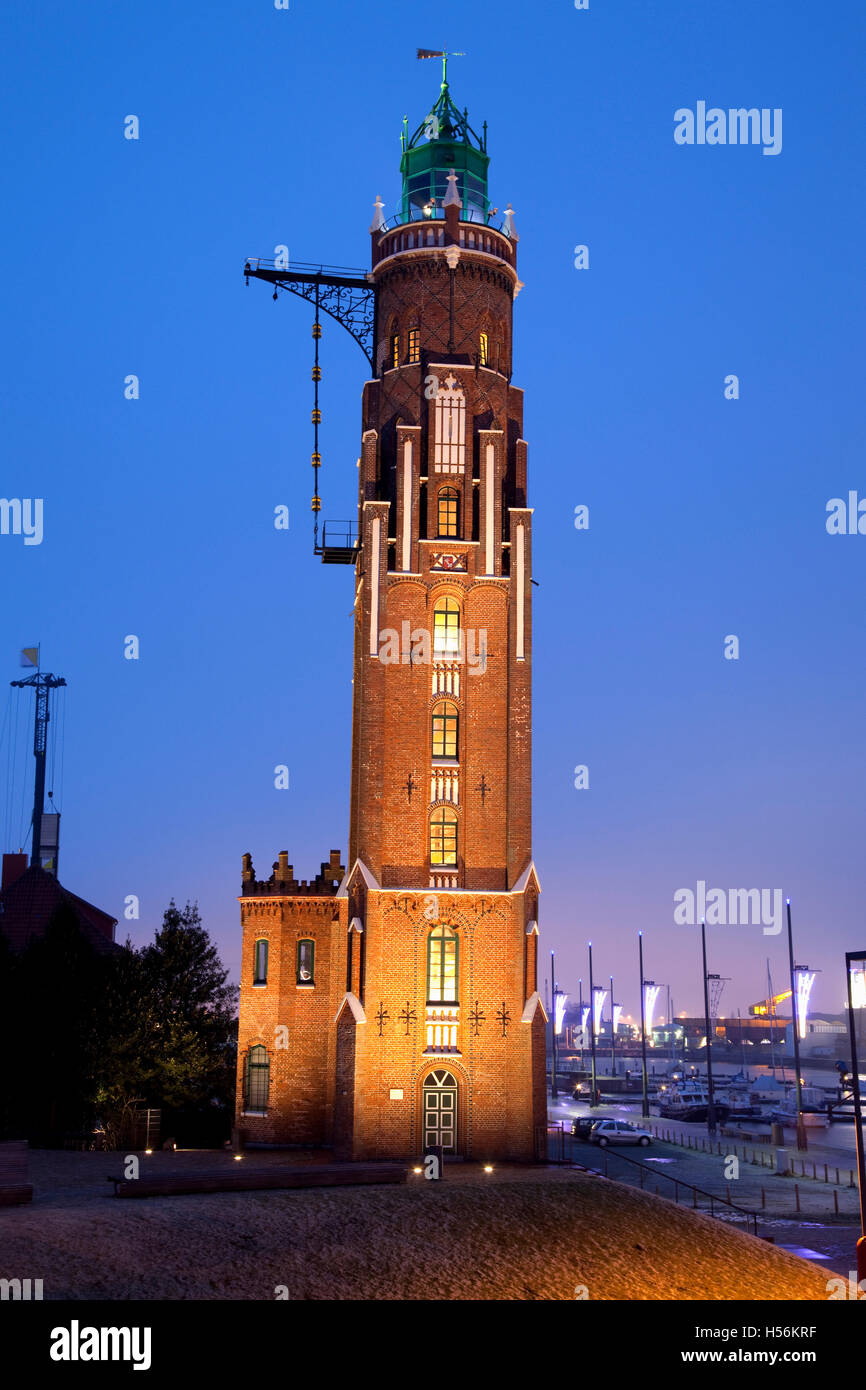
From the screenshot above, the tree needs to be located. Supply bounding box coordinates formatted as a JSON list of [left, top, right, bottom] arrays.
[[94, 902, 238, 1146]]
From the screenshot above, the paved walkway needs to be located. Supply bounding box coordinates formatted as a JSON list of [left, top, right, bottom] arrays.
[[547, 1099, 864, 1278]]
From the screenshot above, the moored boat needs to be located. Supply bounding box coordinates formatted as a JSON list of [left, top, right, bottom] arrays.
[[770, 1086, 830, 1129], [656, 1079, 730, 1123]]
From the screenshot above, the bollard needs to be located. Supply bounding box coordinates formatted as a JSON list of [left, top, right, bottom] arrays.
[[776, 1147, 789, 1176], [834, 1189, 839, 1215], [761, 1186, 766, 1209], [824, 1163, 828, 1184], [836, 1167, 840, 1185], [795, 1183, 800, 1213]]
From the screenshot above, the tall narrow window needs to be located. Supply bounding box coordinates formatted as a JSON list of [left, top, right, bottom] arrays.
[[407, 327, 420, 364], [244, 1045, 270, 1112], [433, 597, 461, 655], [253, 939, 268, 986], [432, 701, 459, 760], [389, 333, 400, 369], [427, 926, 459, 1003], [479, 332, 489, 366], [437, 487, 459, 538], [429, 807, 458, 867], [433, 378, 466, 473], [297, 938, 315, 985]]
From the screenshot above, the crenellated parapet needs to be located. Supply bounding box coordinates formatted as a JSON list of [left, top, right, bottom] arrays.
[[240, 849, 345, 897]]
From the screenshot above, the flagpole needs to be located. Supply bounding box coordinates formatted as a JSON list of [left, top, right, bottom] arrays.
[[639, 932, 649, 1119], [588, 942, 598, 1108]]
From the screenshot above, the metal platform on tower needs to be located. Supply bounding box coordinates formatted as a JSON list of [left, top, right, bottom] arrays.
[[317, 521, 359, 565], [242, 259, 375, 369]]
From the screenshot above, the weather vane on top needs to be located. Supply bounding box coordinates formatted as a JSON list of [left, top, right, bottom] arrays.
[[417, 47, 466, 87]]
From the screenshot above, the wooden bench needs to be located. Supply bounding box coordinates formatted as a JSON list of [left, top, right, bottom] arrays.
[[107, 1161, 408, 1199], [0, 1140, 33, 1206]]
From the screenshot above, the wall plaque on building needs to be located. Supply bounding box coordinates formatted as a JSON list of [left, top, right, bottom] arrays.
[[389, 1088, 404, 1101], [431, 553, 467, 572]]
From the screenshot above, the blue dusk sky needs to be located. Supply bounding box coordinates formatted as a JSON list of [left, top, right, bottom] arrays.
[[1, 0, 864, 1022]]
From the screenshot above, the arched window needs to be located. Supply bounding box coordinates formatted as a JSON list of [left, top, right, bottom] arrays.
[[244, 1045, 269, 1112], [407, 327, 420, 364], [433, 597, 461, 656], [427, 926, 459, 1003], [437, 487, 459, 538], [429, 807, 458, 867], [253, 938, 268, 986], [432, 701, 459, 760], [296, 939, 315, 985], [479, 332, 489, 366]]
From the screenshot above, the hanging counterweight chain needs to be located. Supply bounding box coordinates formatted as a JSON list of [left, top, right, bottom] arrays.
[[311, 287, 323, 551]]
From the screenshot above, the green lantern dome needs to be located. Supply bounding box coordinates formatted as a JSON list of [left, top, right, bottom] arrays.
[[400, 72, 490, 224]]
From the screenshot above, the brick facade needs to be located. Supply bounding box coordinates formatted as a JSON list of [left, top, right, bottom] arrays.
[[236, 99, 547, 1161]]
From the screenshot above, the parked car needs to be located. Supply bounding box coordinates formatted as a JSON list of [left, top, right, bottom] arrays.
[[589, 1119, 652, 1147], [570, 1116, 597, 1141]]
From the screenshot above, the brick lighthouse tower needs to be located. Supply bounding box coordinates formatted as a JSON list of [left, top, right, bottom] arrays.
[[236, 62, 546, 1162]]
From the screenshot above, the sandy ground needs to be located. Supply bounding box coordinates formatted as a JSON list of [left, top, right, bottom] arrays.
[[0, 1149, 839, 1301]]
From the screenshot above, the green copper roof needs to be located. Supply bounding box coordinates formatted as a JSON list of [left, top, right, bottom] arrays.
[[399, 78, 490, 223]]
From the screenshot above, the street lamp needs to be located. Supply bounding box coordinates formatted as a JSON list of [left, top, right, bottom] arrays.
[[786, 900, 808, 1151], [845, 949, 866, 1287], [638, 932, 649, 1119], [588, 942, 598, 1107], [610, 975, 616, 1079], [550, 949, 558, 1101], [701, 920, 717, 1136]]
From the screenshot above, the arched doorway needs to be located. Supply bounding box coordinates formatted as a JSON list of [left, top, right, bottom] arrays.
[[422, 1069, 458, 1153]]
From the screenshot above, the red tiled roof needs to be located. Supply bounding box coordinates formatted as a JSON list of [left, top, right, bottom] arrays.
[[0, 865, 119, 954]]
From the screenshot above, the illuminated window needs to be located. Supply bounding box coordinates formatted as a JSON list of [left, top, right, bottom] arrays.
[[297, 938, 315, 985], [432, 701, 459, 760], [408, 328, 420, 364], [437, 487, 459, 538], [253, 939, 268, 986], [389, 333, 400, 369], [429, 807, 458, 867], [479, 332, 489, 366], [433, 597, 461, 655], [244, 1045, 269, 1112], [427, 926, 459, 1003]]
